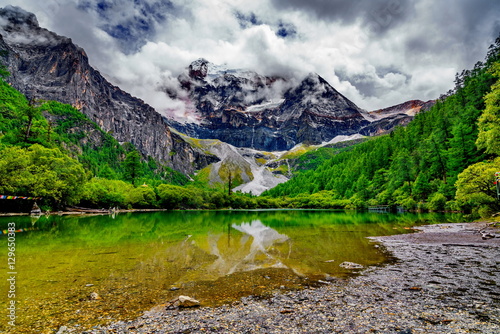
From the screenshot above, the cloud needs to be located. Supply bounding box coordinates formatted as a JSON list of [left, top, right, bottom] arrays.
[[269, 0, 417, 35], [77, 0, 174, 53], [0, 0, 499, 112]]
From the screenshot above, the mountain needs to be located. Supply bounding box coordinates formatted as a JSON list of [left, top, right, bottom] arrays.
[[170, 59, 370, 151], [169, 59, 429, 151], [360, 99, 435, 135], [0, 6, 216, 175], [0, 6, 436, 196]]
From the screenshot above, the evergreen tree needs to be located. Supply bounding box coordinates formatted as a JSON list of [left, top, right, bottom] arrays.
[[123, 151, 143, 185]]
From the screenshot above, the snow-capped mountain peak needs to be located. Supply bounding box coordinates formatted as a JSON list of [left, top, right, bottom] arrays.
[[188, 58, 259, 84]]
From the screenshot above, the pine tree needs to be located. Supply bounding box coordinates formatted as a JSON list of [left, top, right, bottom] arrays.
[[123, 151, 143, 186]]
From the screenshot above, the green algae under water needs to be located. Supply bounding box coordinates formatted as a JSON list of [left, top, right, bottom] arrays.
[[0, 210, 463, 333]]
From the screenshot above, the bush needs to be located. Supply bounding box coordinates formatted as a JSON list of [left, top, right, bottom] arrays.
[[399, 197, 417, 210], [478, 205, 495, 218], [445, 200, 461, 211], [81, 178, 133, 208], [0, 144, 87, 208], [427, 192, 447, 211], [455, 158, 500, 214], [417, 201, 428, 212], [347, 193, 366, 210], [157, 184, 203, 209], [126, 185, 157, 208]]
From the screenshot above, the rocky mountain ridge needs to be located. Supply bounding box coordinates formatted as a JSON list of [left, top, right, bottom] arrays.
[[169, 58, 432, 151], [367, 100, 435, 119], [170, 58, 372, 151], [360, 99, 435, 135], [0, 6, 216, 175]]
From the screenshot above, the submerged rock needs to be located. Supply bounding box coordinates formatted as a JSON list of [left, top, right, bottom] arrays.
[[56, 326, 68, 334], [339, 262, 364, 269]]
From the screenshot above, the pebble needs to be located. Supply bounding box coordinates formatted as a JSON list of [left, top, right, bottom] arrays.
[[89, 292, 100, 300]]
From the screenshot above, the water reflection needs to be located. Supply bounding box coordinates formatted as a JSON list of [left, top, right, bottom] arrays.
[[230, 220, 289, 272], [173, 220, 290, 284]]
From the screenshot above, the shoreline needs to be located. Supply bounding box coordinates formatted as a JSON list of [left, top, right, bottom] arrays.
[[0, 208, 171, 217], [58, 221, 500, 334], [0, 208, 469, 218]]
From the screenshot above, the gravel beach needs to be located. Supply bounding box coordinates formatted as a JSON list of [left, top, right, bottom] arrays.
[[65, 221, 500, 334]]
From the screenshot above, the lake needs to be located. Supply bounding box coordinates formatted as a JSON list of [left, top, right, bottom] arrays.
[[0, 210, 462, 333]]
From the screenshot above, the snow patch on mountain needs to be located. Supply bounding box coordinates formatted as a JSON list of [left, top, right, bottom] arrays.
[[276, 133, 366, 160], [233, 165, 288, 196], [233, 133, 366, 195], [246, 99, 285, 112], [321, 133, 365, 146], [173, 130, 288, 195]]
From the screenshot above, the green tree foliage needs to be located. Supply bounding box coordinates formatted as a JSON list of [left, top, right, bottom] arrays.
[[127, 185, 157, 208], [40, 101, 124, 174], [157, 184, 203, 209], [122, 151, 143, 185], [81, 178, 133, 208], [0, 85, 50, 148], [427, 192, 447, 211], [476, 62, 500, 155], [0, 144, 87, 207], [455, 157, 500, 214], [80, 178, 158, 208]]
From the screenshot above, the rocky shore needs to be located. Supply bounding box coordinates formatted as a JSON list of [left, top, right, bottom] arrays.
[[65, 222, 499, 334]]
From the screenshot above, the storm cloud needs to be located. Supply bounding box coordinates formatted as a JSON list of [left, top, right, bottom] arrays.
[[0, 0, 499, 113], [269, 0, 416, 35]]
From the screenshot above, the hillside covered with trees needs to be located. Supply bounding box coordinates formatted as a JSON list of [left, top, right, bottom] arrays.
[[0, 57, 274, 211], [264, 38, 500, 217], [0, 61, 189, 211]]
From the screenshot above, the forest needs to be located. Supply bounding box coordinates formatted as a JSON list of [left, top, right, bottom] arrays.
[[264, 37, 500, 217], [0, 37, 500, 216]]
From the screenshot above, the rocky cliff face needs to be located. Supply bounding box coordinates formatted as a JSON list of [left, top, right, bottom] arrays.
[[0, 6, 215, 174], [171, 59, 371, 151], [360, 99, 435, 136]]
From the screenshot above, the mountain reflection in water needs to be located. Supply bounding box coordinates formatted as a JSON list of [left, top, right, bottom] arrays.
[[174, 220, 291, 284]]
